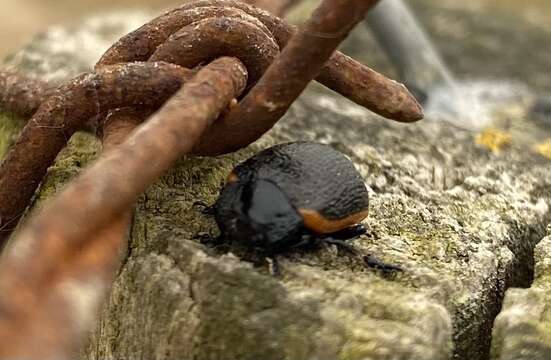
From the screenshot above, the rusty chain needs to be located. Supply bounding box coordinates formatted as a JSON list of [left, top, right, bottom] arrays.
[[0, 0, 422, 245], [0, 0, 423, 358]]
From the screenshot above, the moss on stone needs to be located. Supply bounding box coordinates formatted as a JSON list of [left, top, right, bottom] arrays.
[[0, 112, 24, 158], [32, 131, 101, 204]]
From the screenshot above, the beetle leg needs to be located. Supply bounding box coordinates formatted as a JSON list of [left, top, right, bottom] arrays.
[[193, 232, 225, 246], [364, 254, 404, 273], [267, 255, 282, 277], [322, 238, 362, 256], [323, 238, 404, 273], [192, 201, 216, 215], [321, 224, 367, 241], [289, 233, 317, 249]]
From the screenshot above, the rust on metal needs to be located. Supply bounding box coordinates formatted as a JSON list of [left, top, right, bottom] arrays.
[[0, 107, 140, 359], [0, 2, 284, 245], [97, 0, 292, 66], [244, 0, 300, 17], [149, 15, 279, 87], [0, 57, 247, 359], [98, 0, 422, 125], [193, 0, 384, 155], [317, 52, 424, 122], [0, 62, 194, 246], [0, 112, 138, 359], [0, 71, 50, 119], [113, 7, 283, 164]]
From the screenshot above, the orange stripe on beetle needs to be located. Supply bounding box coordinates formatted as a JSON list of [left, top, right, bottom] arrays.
[[227, 171, 239, 183], [298, 208, 369, 234]]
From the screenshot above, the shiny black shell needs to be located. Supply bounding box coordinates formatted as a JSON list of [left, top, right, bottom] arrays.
[[231, 142, 369, 220], [214, 142, 369, 253]]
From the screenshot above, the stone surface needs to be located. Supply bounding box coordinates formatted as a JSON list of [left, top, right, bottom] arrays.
[[491, 233, 551, 360], [1, 3, 551, 360]]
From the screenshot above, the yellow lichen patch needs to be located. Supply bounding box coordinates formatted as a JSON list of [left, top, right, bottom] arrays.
[[534, 139, 551, 160], [474, 128, 512, 153]]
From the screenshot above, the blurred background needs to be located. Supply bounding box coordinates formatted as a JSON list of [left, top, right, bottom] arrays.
[[0, 0, 180, 58], [1, 0, 550, 59]]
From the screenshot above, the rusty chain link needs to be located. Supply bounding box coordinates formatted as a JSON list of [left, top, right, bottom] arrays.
[[0, 0, 422, 246], [0, 0, 423, 358]]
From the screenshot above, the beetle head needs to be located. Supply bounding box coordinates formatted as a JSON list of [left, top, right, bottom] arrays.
[[215, 177, 304, 253]]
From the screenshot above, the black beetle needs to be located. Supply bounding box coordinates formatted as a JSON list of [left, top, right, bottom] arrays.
[[205, 141, 402, 274]]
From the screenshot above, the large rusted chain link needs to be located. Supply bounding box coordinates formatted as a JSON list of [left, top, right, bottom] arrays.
[[0, 56, 248, 359], [0, 63, 195, 246], [193, 0, 388, 155], [0, 0, 421, 125], [98, 0, 422, 126], [0, 4, 280, 246], [0, 0, 296, 120], [0, 0, 292, 121]]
